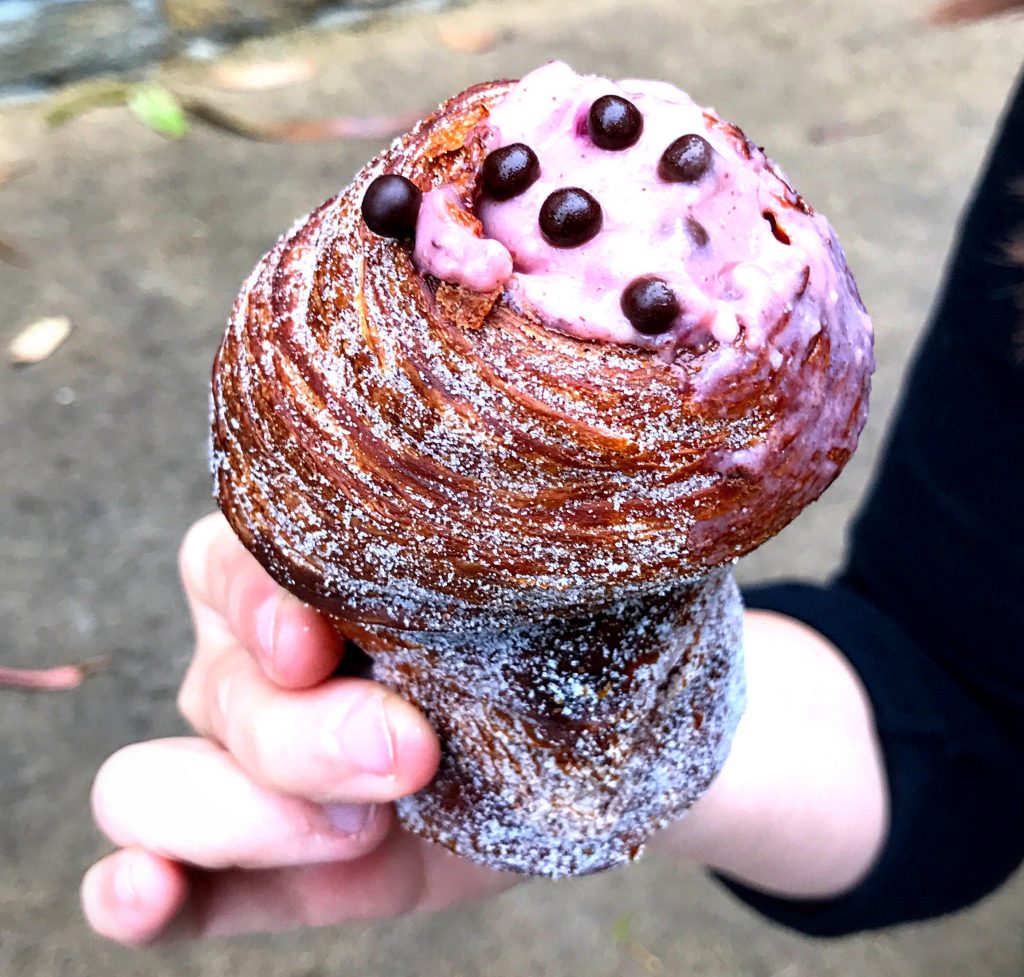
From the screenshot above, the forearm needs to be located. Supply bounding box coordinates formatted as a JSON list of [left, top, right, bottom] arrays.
[[655, 609, 888, 900], [669, 69, 1024, 928]]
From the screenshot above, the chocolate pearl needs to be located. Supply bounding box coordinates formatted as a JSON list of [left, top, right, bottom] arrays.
[[621, 276, 681, 335], [658, 134, 714, 183], [361, 174, 422, 239], [687, 218, 710, 247], [482, 143, 541, 200], [539, 188, 603, 248], [587, 95, 643, 150]]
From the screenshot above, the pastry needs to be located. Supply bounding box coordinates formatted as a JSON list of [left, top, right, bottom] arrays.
[[210, 62, 873, 877]]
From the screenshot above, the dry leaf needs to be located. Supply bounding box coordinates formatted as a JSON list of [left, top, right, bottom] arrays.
[[0, 656, 110, 691], [0, 239, 31, 269], [210, 57, 316, 91], [0, 162, 32, 187], [436, 25, 501, 53], [807, 110, 893, 145], [1, 163, 34, 266], [928, 0, 1024, 21], [181, 97, 421, 142], [8, 316, 72, 365], [628, 942, 665, 976]]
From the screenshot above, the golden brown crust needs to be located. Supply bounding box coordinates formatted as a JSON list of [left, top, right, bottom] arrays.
[[368, 569, 745, 877], [210, 78, 871, 875], [211, 81, 869, 633]]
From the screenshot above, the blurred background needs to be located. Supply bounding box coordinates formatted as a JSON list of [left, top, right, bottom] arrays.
[[1, 0, 1021, 974]]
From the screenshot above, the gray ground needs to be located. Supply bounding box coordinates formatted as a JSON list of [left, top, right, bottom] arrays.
[[1, 1, 1021, 974]]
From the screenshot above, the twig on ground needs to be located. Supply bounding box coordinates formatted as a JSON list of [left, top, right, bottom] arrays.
[[928, 0, 1024, 22], [0, 656, 112, 691], [180, 97, 421, 142]]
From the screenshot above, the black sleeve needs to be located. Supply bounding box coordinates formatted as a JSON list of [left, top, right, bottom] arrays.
[[717, 67, 1024, 935]]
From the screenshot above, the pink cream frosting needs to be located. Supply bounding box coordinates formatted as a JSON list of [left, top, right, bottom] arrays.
[[413, 61, 872, 382], [413, 186, 513, 292]]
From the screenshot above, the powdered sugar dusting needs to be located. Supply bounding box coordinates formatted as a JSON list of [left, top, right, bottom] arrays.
[[377, 568, 744, 876], [212, 80, 871, 631], [209, 76, 872, 877]]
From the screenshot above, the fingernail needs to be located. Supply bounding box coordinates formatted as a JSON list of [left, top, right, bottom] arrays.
[[114, 852, 157, 906], [333, 694, 397, 777], [323, 802, 374, 835]]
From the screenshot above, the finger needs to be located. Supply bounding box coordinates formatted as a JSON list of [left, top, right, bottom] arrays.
[[174, 831, 517, 939], [92, 738, 391, 869], [84, 834, 517, 945], [178, 636, 440, 804], [179, 512, 344, 689], [81, 848, 188, 946]]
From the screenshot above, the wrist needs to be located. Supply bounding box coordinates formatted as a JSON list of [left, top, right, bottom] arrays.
[[651, 610, 889, 900]]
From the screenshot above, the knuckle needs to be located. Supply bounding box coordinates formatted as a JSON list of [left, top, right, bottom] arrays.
[[247, 696, 301, 792], [202, 653, 240, 745], [178, 655, 227, 742], [178, 517, 215, 598], [223, 569, 255, 642], [176, 675, 202, 730], [180, 513, 247, 614], [177, 522, 200, 580], [209, 673, 230, 733], [205, 652, 283, 781]]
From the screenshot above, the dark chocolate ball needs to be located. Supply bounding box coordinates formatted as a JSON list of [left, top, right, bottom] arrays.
[[621, 276, 681, 335], [361, 174, 422, 240], [539, 188, 603, 248], [687, 218, 710, 247], [587, 95, 644, 150], [658, 134, 714, 183], [482, 143, 541, 200]]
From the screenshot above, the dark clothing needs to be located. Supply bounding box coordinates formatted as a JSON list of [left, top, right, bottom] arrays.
[[725, 69, 1024, 934]]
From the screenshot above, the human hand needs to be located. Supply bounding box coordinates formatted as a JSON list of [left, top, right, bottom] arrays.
[[81, 513, 516, 944]]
